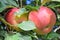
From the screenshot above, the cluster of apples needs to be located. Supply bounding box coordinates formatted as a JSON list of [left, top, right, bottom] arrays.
[[5, 6, 56, 35]]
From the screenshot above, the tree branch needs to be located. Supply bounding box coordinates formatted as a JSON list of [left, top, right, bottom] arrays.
[[0, 17, 20, 32]]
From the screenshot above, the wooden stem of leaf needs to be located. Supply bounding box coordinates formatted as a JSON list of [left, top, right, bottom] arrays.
[[0, 17, 20, 32]]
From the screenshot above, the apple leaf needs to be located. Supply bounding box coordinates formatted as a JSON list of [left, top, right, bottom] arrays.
[[0, 0, 18, 12], [0, 1, 6, 12], [6, 0, 18, 7], [5, 32, 32, 40], [0, 30, 7, 40], [52, 0, 60, 2], [46, 1, 60, 8], [57, 14, 60, 21], [17, 21, 36, 31], [0, 37, 3, 40], [25, 5, 39, 11], [19, 35, 32, 40], [46, 32, 60, 40]]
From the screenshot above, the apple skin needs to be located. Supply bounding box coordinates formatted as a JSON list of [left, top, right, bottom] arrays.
[[5, 8, 19, 25], [5, 8, 27, 25], [29, 6, 56, 35], [5, 8, 27, 31]]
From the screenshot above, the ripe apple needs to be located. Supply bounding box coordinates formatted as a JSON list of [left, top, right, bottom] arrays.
[[5, 8, 28, 31], [5, 8, 27, 25], [29, 6, 56, 35]]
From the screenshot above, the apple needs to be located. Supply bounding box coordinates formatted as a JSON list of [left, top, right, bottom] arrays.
[[5, 8, 27, 25], [5, 8, 28, 31], [29, 6, 56, 35]]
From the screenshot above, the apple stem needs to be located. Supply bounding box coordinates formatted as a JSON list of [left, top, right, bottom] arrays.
[[0, 17, 20, 31]]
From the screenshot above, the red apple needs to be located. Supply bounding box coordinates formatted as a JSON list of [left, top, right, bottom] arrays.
[[5, 8, 28, 31], [5, 8, 27, 25], [5, 8, 19, 25], [29, 6, 56, 35]]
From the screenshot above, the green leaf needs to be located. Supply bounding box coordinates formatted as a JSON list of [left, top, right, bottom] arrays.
[[52, 0, 60, 2], [47, 32, 60, 40], [57, 14, 60, 21], [0, 1, 6, 12], [0, 30, 6, 37], [6, 0, 18, 7], [25, 5, 39, 11], [0, 36, 4, 40], [55, 21, 60, 25], [47, 1, 60, 8], [5, 33, 20, 40], [19, 35, 32, 40], [0, 0, 18, 12], [5, 32, 32, 40], [17, 21, 36, 31], [0, 30, 7, 40]]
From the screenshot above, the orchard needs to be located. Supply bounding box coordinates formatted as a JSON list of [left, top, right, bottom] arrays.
[[0, 0, 60, 40]]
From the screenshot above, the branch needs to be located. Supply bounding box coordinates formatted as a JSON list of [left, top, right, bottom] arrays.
[[0, 17, 20, 32]]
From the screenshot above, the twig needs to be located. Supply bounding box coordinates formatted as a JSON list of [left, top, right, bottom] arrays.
[[0, 17, 20, 32], [54, 26, 60, 32]]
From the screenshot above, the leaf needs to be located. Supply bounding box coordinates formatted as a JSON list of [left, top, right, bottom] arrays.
[[19, 35, 32, 40], [52, 0, 60, 2], [0, 30, 6, 40], [57, 14, 60, 21], [46, 1, 60, 8], [0, 1, 6, 12], [6, 0, 18, 7], [5, 32, 32, 40], [0, 36, 4, 40], [0, 0, 18, 12], [5, 33, 20, 40], [0, 30, 6, 37], [47, 32, 60, 40], [17, 21, 36, 31], [25, 5, 39, 11]]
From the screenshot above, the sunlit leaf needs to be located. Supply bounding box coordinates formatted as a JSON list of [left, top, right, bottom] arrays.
[[52, 0, 60, 2], [5, 33, 32, 40], [17, 21, 36, 31], [0, 0, 18, 12], [0, 1, 6, 12], [6, 0, 18, 7], [47, 32, 60, 40]]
